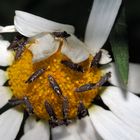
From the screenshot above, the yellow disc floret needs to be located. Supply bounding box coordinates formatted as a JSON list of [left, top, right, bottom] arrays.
[[7, 48, 101, 120]]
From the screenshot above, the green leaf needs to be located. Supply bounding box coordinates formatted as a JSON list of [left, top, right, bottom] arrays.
[[110, 6, 129, 86]]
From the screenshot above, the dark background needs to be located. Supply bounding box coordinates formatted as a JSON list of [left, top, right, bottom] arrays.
[[0, 0, 140, 63]]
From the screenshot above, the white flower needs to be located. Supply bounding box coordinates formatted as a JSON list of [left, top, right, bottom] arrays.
[[1, 0, 140, 140]]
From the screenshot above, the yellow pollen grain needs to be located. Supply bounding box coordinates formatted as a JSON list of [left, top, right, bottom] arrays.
[[7, 48, 101, 120]]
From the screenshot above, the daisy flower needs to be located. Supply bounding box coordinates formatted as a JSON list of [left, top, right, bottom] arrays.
[[0, 0, 140, 140]]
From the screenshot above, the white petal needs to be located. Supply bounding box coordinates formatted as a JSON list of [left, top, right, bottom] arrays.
[[52, 125, 79, 140], [21, 120, 50, 140], [101, 86, 140, 133], [102, 63, 140, 94], [99, 49, 112, 64], [52, 117, 102, 140], [85, 0, 122, 54], [14, 10, 75, 37], [0, 109, 23, 140], [89, 105, 140, 140], [0, 70, 8, 86], [24, 116, 37, 133], [0, 25, 16, 33], [76, 117, 102, 140], [61, 34, 89, 63], [0, 40, 14, 66], [127, 63, 140, 93], [0, 86, 12, 108], [29, 34, 59, 62]]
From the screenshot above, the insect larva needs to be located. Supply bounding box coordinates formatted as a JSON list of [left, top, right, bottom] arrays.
[[91, 51, 102, 67], [25, 68, 45, 83], [75, 83, 95, 92], [7, 34, 24, 50], [45, 101, 62, 127], [8, 96, 33, 115], [62, 97, 69, 119], [61, 60, 84, 73], [52, 31, 70, 39], [62, 97, 72, 125], [77, 101, 89, 119], [95, 72, 111, 87], [75, 72, 111, 92], [23, 96, 33, 114], [48, 75, 63, 97], [8, 98, 24, 106], [45, 100, 57, 121], [15, 39, 27, 60]]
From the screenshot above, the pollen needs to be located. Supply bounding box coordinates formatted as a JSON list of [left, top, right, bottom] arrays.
[[7, 48, 101, 121]]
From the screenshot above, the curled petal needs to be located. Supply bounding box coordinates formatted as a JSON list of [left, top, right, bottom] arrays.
[[29, 34, 59, 62], [61, 34, 89, 63], [14, 10, 75, 37]]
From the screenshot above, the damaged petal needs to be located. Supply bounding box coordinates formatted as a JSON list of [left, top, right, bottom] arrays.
[[61, 34, 89, 63], [29, 34, 59, 62], [99, 49, 112, 64]]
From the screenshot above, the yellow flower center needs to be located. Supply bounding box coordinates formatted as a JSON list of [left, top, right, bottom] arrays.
[[7, 47, 101, 121]]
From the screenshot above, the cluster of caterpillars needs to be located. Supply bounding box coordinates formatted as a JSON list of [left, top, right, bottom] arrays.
[[7, 32, 111, 127]]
